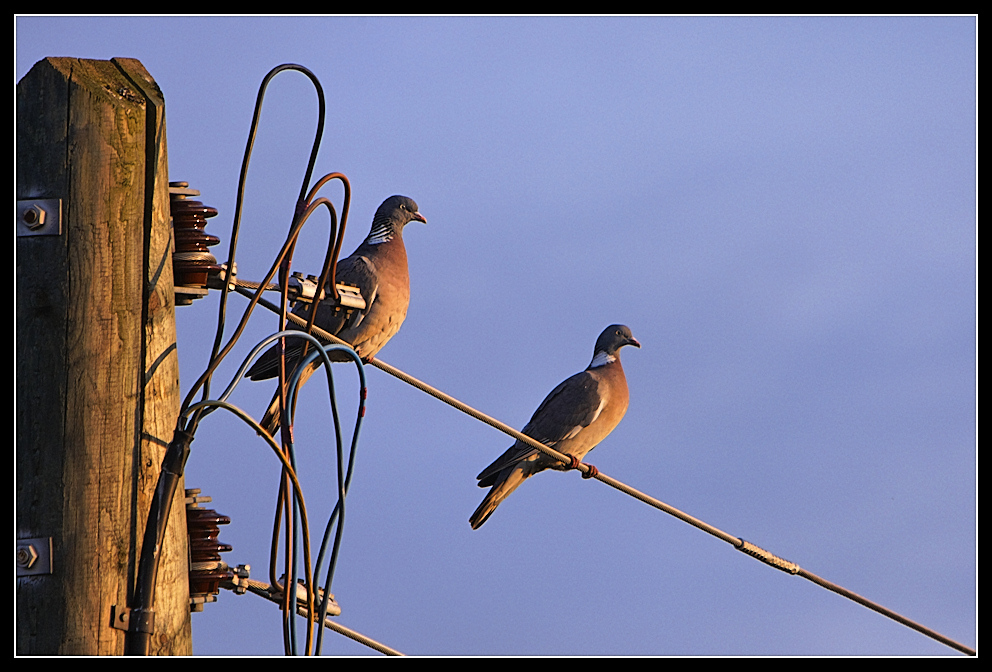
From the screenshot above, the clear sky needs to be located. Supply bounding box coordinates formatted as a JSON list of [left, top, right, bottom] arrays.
[[16, 16, 976, 656]]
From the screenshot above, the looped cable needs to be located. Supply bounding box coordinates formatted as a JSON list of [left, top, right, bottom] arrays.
[[150, 64, 366, 656], [179, 63, 327, 433]]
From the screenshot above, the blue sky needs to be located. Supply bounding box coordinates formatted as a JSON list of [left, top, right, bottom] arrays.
[[16, 16, 976, 656]]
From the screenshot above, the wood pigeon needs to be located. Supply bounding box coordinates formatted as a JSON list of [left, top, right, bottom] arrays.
[[469, 324, 640, 529], [245, 195, 425, 434]]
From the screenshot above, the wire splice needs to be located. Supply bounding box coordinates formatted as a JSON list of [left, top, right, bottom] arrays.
[[737, 539, 800, 575]]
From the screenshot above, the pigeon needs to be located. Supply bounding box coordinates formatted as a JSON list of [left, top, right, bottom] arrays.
[[470, 324, 640, 529], [246, 195, 425, 434]]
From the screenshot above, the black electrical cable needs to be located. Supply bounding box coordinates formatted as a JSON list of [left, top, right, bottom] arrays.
[[128, 64, 330, 656]]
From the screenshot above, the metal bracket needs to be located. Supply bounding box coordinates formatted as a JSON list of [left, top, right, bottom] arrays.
[[16, 536, 53, 576], [110, 605, 130, 631], [110, 605, 154, 633], [17, 199, 62, 237]]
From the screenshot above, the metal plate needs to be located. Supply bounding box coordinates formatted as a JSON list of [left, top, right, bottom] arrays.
[[17, 199, 62, 237], [16, 536, 53, 576]]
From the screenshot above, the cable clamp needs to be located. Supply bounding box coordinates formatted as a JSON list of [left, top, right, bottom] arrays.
[[288, 272, 324, 301]]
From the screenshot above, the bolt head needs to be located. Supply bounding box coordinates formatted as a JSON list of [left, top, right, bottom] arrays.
[[16, 543, 39, 568], [22, 204, 46, 229]]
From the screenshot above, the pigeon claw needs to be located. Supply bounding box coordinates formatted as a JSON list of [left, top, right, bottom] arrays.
[[566, 455, 598, 479]]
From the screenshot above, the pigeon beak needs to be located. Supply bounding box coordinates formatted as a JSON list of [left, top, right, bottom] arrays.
[[627, 337, 641, 349], [412, 211, 427, 224]]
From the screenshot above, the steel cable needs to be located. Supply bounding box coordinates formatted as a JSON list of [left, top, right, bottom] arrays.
[[238, 284, 976, 656]]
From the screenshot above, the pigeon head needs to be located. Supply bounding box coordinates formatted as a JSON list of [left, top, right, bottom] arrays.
[[375, 195, 426, 227], [365, 195, 426, 245], [594, 324, 641, 357]]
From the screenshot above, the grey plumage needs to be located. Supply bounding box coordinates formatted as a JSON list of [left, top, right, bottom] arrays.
[[246, 195, 425, 434], [470, 325, 640, 529]]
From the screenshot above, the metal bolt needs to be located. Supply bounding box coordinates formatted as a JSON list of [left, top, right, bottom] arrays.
[[17, 543, 39, 569], [22, 204, 46, 229], [234, 564, 251, 594]]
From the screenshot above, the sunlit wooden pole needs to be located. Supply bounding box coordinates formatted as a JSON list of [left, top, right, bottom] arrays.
[[16, 57, 191, 655]]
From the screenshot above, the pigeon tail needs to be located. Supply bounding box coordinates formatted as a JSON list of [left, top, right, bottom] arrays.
[[258, 358, 321, 435], [469, 466, 529, 529]]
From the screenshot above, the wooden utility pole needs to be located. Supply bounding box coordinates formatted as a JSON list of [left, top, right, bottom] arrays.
[[16, 57, 191, 655]]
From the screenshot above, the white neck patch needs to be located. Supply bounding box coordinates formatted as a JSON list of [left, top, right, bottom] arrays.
[[366, 226, 394, 245], [589, 351, 616, 368]]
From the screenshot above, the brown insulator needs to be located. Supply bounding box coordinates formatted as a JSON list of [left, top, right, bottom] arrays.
[[185, 489, 234, 610], [171, 182, 221, 305]]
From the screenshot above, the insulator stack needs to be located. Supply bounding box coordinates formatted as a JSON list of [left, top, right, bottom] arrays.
[[171, 181, 221, 305], [185, 489, 234, 611]]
